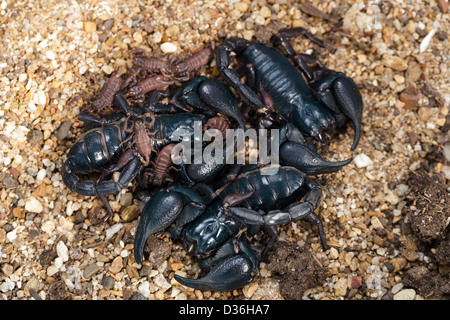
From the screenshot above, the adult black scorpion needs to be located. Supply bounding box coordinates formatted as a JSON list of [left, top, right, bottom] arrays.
[[134, 165, 327, 291], [216, 27, 363, 151]]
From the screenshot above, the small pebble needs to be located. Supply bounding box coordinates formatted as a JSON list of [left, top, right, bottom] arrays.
[[56, 241, 69, 262], [120, 205, 141, 222], [389, 257, 408, 272], [41, 220, 55, 235], [160, 42, 177, 53], [406, 20, 416, 34], [437, 0, 449, 13], [259, 6, 271, 18], [419, 29, 436, 53], [333, 277, 348, 297], [371, 216, 384, 229], [109, 256, 123, 274], [443, 143, 450, 163], [354, 154, 373, 168], [235, 1, 249, 12], [400, 85, 419, 110], [417, 107, 435, 122], [105, 223, 123, 240], [133, 31, 143, 43], [25, 197, 43, 214], [83, 264, 100, 280], [101, 65, 115, 75], [55, 121, 72, 140], [83, 21, 97, 33], [393, 288, 416, 300], [242, 282, 259, 298], [381, 55, 408, 71], [102, 275, 115, 290], [154, 273, 171, 292]]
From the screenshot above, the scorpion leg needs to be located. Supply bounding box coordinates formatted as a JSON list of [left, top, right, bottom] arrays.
[[77, 109, 126, 127], [134, 185, 206, 264], [216, 38, 266, 111], [272, 27, 325, 82], [174, 239, 259, 291], [227, 177, 329, 251]]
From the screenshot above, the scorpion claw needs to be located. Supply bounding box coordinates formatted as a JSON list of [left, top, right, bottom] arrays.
[[280, 141, 352, 175], [174, 254, 257, 291], [174, 239, 259, 292], [134, 189, 186, 264], [134, 186, 206, 264]]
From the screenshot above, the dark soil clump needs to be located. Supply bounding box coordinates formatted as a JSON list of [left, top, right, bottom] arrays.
[[400, 168, 450, 297], [404, 169, 449, 243], [265, 241, 327, 300]]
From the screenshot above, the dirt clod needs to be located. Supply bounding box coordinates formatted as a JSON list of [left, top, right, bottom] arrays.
[[405, 170, 449, 243], [265, 242, 327, 300]]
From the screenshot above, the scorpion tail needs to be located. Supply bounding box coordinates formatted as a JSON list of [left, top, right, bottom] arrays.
[[280, 141, 352, 175], [174, 254, 257, 292]]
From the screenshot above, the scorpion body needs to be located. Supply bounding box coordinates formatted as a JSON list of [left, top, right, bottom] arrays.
[[217, 28, 363, 150], [130, 49, 172, 76], [172, 43, 215, 81], [127, 75, 175, 104], [62, 113, 202, 197]]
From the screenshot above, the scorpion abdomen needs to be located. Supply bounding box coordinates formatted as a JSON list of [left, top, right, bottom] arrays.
[[217, 167, 306, 211], [242, 43, 333, 137]]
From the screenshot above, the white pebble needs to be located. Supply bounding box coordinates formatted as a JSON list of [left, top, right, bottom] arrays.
[[394, 288, 416, 300], [101, 65, 115, 75], [34, 91, 47, 107], [154, 273, 171, 292], [138, 281, 150, 298], [54, 257, 64, 269], [45, 51, 56, 60], [47, 265, 59, 277], [105, 223, 123, 240], [6, 229, 17, 243], [41, 220, 56, 235], [160, 42, 177, 53], [353, 153, 373, 168], [0, 278, 15, 293], [56, 240, 69, 262], [391, 283, 404, 294], [371, 216, 384, 229], [36, 168, 47, 181], [79, 65, 88, 75], [170, 286, 181, 298], [419, 29, 436, 53], [397, 184, 409, 196], [25, 196, 43, 213]]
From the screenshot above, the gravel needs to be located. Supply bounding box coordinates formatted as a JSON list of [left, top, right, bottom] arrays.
[[0, 0, 449, 300]]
